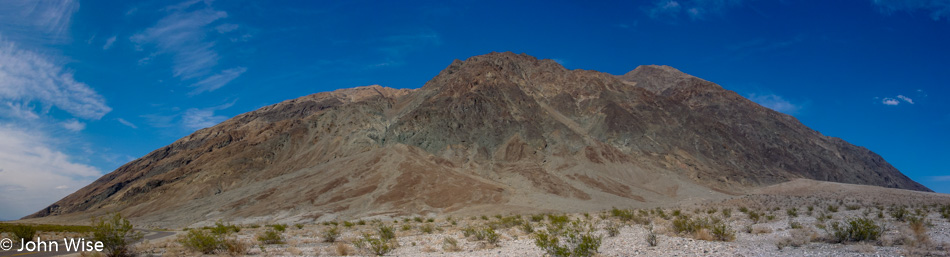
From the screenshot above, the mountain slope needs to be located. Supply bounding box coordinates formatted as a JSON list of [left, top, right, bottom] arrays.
[[25, 52, 928, 227]]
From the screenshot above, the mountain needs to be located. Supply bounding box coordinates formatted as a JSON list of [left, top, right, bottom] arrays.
[[25, 52, 929, 227]]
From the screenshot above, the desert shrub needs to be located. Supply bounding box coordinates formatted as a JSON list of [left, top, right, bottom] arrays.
[[766, 214, 776, 221], [547, 214, 570, 226], [748, 211, 761, 223], [356, 220, 366, 226], [828, 218, 884, 243], [531, 214, 546, 222], [442, 237, 461, 252], [707, 208, 718, 214], [353, 232, 397, 256], [846, 205, 861, 211], [889, 206, 909, 222], [671, 216, 705, 234], [91, 213, 143, 257], [787, 208, 798, 217], [789, 221, 803, 229], [604, 221, 621, 237], [426, 218, 435, 223], [739, 207, 749, 213], [420, 224, 434, 234], [210, 221, 240, 235], [521, 222, 535, 234], [401, 224, 412, 231], [672, 209, 682, 217], [257, 229, 284, 245], [491, 215, 524, 229], [224, 239, 248, 256], [483, 227, 500, 245], [10, 225, 36, 243], [721, 208, 732, 218], [711, 222, 736, 241], [534, 225, 602, 257], [322, 226, 340, 242], [462, 226, 478, 238], [343, 221, 355, 228], [907, 216, 929, 243], [646, 229, 658, 247], [179, 229, 224, 254], [270, 224, 287, 232], [377, 225, 396, 241], [294, 224, 304, 229], [939, 205, 950, 220], [413, 217, 424, 223]]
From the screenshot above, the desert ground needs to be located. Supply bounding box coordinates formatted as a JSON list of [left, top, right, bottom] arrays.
[[14, 179, 926, 256]]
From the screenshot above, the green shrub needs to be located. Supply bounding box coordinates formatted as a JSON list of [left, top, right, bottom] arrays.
[[890, 206, 909, 222], [413, 217, 424, 223], [343, 221, 355, 228], [748, 211, 761, 223], [710, 222, 735, 242], [270, 224, 287, 232], [354, 232, 396, 256], [179, 229, 224, 254], [91, 213, 143, 257], [534, 227, 603, 257], [604, 221, 621, 237], [377, 225, 396, 241], [646, 228, 658, 247], [483, 227, 499, 245], [420, 224, 434, 234], [521, 222, 535, 234], [356, 220, 366, 226], [789, 221, 802, 229], [257, 229, 284, 245], [401, 224, 412, 231], [322, 226, 340, 243], [827, 205, 839, 213], [210, 221, 240, 235], [739, 207, 749, 213], [828, 218, 883, 243], [442, 237, 461, 252], [531, 214, 546, 222], [294, 224, 304, 229], [10, 225, 36, 243], [721, 208, 732, 218], [786, 208, 798, 217]]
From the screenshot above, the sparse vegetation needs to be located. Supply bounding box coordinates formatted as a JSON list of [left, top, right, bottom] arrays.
[[91, 213, 143, 257], [9, 224, 36, 243], [256, 229, 284, 245], [828, 218, 883, 243], [353, 227, 398, 256], [534, 221, 603, 257], [322, 226, 340, 242], [179, 229, 224, 254], [442, 237, 461, 252]]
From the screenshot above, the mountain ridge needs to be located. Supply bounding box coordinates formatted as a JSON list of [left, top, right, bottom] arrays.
[[25, 52, 928, 227]]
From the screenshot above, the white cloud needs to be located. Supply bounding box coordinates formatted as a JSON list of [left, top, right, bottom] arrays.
[[130, 3, 228, 79], [0, 125, 101, 220], [646, 0, 744, 20], [931, 175, 950, 182], [0, 0, 79, 43], [873, 0, 950, 21], [215, 23, 239, 33], [117, 118, 138, 129], [747, 93, 803, 115], [189, 66, 246, 95], [181, 101, 236, 130], [0, 39, 112, 120], [882, 97, 900, 105], [61, 119, 85, 132], [897, 95, 914, 104], [102, 35, 116, 50]]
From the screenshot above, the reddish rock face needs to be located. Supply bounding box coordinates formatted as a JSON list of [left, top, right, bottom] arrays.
[[25, 52, 928, 226]]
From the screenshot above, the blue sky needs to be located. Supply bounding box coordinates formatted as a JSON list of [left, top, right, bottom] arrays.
[[0, 0, 948, 220]]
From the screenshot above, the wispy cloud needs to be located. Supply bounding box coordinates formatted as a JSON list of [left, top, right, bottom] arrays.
[[747, 93, 803, 115], [61, 119, 85, 132], [897, 95, 914, 104], [182, 100, 236, 130], [117, 118, 137, 129], [872, 0, 950, 21], [0, 0, 79, 43], [931, 175, 950, 182], [189, 66, 247, 95], [102, 35, 116, 50], [882, 97, 900, 105], [130, 1, 227, 79], [646, 0, 745, 21], [0, 39, 112, 120], [878, 91, 921, 106], [0, 125, 102, 220]]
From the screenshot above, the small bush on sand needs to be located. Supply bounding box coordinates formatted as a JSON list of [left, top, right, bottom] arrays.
[[828, 218, 884, 243], [257, 229, 284, 245], [442, 237, 461, 252], [91, 213, 143, 257], [322, 226, 340, 243]]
